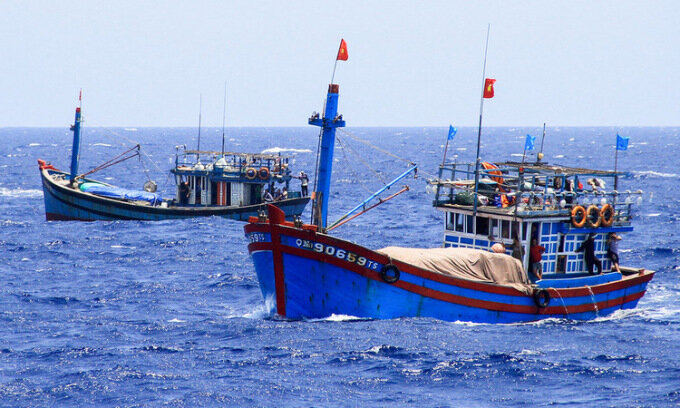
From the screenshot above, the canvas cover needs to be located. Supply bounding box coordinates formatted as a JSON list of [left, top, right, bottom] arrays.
[[377, 246, 533, 294], [79, 182, 162, 206]]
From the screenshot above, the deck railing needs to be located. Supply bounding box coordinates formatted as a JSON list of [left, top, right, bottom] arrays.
[[432, 162, 642, 226]]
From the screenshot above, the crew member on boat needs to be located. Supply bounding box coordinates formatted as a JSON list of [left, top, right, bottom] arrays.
[[577, 233, 602, 274]]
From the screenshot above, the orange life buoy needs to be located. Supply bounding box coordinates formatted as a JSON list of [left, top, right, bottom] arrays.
[[571, 205, 586, 228], [586, 205, 601, 228], [245, 168, 257, 180], [258, 167, 270, 180], [600, 204, 614, 227]]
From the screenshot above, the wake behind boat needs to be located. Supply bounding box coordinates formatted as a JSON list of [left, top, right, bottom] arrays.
[[243, 42, 653, 323], [39, 100, 309, 221]]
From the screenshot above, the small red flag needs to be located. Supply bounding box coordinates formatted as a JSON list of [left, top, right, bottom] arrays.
[[336, 39, 348, 61], [483, 78, 496, 99]]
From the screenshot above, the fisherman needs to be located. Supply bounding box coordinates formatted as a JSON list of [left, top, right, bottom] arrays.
[[529, 238, 545, 281], [179, 180, 190, 205], [577, 233, 602, 274], [299, 171, 309, 196], [262, 187, 273, 203], [607, 232, 622, 273]]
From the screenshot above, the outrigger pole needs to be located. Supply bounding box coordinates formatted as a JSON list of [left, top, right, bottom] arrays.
[[473, 25, 491, 218], [327, 164, 418, 230]]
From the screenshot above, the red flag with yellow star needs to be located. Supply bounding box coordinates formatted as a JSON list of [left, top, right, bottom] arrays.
[[336, 39, 348, 61], [483, 78, 496, 98]]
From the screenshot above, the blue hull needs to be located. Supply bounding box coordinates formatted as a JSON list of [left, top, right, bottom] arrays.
[[245, 208, 654, 324], [41, 167, 309, 221]]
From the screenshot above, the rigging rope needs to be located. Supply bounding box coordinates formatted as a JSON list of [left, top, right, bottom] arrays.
[[335, 136, 380, 195]]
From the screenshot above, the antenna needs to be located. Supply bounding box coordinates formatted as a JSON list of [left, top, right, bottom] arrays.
[[221, 82, 227, 156]]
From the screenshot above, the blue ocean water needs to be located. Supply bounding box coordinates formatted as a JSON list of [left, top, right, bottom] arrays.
[[1, 125, 679, 407]]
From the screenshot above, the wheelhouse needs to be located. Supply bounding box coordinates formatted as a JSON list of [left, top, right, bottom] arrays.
[[432, 161, 643, 277]]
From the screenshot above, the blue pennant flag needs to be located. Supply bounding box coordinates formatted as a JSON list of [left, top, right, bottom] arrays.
[[524, 134, 536, 151], [616, 134, 629, 151], [447, 125, 457, 140]]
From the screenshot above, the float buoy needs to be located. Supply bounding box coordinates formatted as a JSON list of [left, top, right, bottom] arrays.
[[245, 168, 257, 180], [380, 264, 400, 284], [258, 167, 270, 180], [600, 204, 614, 227], [586, 205, 601, 228], [533, 289, 550, 308], [571, 205, 586, 228]]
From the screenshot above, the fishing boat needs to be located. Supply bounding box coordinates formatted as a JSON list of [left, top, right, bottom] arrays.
[[244, 74, 654, 323], [38, 102, 309, 221]]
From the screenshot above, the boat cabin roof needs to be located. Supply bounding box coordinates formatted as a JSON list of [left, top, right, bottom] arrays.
[[183, 149, 285, 161]]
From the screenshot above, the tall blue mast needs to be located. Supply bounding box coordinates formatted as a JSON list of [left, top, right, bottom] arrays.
[[69, 106, 82, 184], [309, 84, 345, 229]]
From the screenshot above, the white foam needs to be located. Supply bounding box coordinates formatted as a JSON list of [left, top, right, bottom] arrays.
[[260, 147, 312, 154], [634, 170, 678, 178], [93, 143, 112, 147], [28, 143, 40, 147], [0, 187, 43, 198], [167, 318, 185, 323]]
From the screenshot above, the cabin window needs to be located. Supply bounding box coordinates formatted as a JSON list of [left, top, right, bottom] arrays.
[[476, 216, 489, 237], [446, 213, 454, 230], [501, 220, 510, 239], [455, 214, 465, 232], [465, 215, 473, 234], [491, 219, 499, 238], [522, 222, 529, 240]]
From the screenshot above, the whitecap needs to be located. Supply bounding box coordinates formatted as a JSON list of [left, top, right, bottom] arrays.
[[0, 187, 43, 198], [110, 245, 136, 249], [554, 154, 565, 159], [646, 213, 661, 217], [455, 147, 467, 151], [167, 318, 185, 323], [261, 147, 313, 154], [634, 170, 678, 178], [93, 143, 112, 147], [28, 143, 40, 147], [124, 128, 138, 132]]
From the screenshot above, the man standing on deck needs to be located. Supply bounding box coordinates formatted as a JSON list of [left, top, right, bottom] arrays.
[[577, 233, 603, 274], [299, 171, 309, 196]]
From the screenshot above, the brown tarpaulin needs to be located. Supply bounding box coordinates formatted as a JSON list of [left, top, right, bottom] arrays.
[[377, 246, 533, 295]]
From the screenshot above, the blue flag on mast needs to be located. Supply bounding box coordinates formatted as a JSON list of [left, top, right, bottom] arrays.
[[616, 134, 629, 151], [448, 125, 457, 140], [524, 134, 536, 151]]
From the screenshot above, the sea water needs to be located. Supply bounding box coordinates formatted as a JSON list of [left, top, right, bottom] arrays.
[[1, 125, 678, 407]]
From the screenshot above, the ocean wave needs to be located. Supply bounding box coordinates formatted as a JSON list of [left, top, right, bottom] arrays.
[[260, 147, 313, 154], [28, 143, 40, 147], [633, 170, 679, 179], [0, 187, 43, 198]]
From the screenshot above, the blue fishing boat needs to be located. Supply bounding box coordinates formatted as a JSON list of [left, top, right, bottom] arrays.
[[39, 102, 309, 221], [244, 75, 654, 323]]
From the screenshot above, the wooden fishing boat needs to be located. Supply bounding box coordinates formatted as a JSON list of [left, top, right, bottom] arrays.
[[38, 102, 309, 221], [244, 75, 654, 323]]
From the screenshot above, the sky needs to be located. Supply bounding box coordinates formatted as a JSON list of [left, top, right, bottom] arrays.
[[1, 1, 679, 127]]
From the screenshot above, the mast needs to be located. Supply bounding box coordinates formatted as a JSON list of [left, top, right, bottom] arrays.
[[69, 90, 83, 184], [473, 25, 491, 218], [309, 84, 345, 230], [221, 82, 227, 156], [196, 94, 202, 161]]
